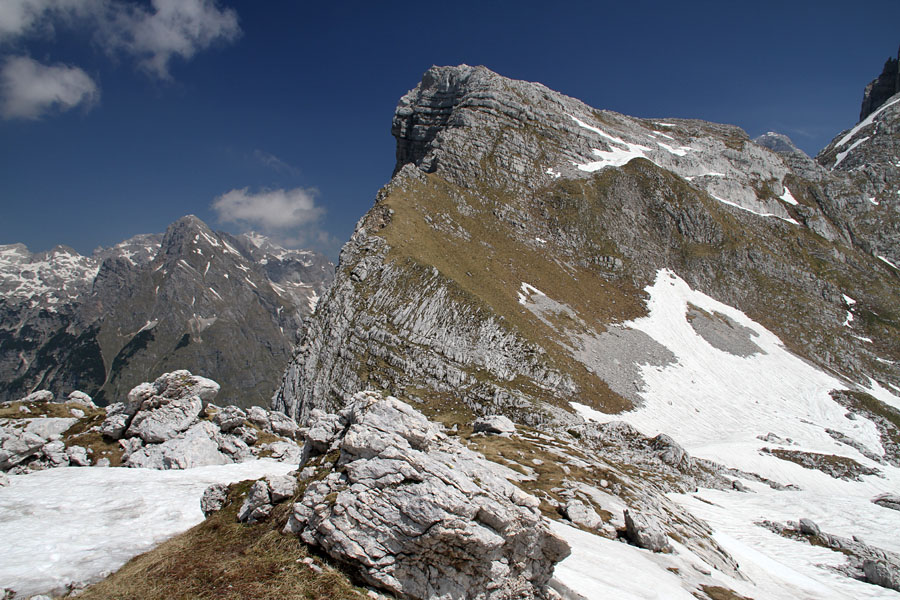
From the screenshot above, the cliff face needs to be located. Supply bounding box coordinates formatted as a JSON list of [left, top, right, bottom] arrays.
[[0, 216, 334, 407], [859, 45, 900, 121], [276, 65, 899, 425]]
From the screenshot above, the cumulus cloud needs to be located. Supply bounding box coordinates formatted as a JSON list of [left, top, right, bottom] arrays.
[[101, 0, 241, 79], [212, 187, 325, 231], [0, 0, 241, 80], [1, 55, 99, 119]]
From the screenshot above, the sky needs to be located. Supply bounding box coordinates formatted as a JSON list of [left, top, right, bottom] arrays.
[[1, 1, 898, 260]]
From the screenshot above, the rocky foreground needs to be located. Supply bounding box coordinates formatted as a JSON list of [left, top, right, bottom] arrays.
[[0, 370, 303, 478]]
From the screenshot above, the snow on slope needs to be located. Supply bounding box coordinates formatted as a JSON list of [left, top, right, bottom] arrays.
[[570, 269, 900, 599], [0, 460, 295, 598]]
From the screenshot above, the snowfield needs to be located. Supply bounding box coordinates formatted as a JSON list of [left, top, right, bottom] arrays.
[[0, 460, 295, 598], [569, 269, 900, 599]]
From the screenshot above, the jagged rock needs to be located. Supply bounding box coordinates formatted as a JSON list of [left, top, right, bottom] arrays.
[[124, 382, 157, 416], [95, 457, 110, 467], [233, 425, 258, 446], [864, 559, 900, 591], [246, 406, 271, 430], [562, 499, 604, 530], [304, 409, 345, 453], [267, 411, 300, 438], [284, 391, 569, 600], [238, 480, 272, 523], [99, 407, 129, 439], [125, 396, 203, 443], [624, 510, 673, 553], [650, 433, 691, 469], [859, 46, 900, 121], [200, 483, 229, 516], [799, 518, 821, 536], [154, 370, 220, 404], [213, 405, 246, 432], [217, 434, 252, 461], [65, 445, 90, 467], [872, 493, 900, 511], [41, 441, 68, 466], [67, 391, 96, 408], [124, 422, 230, 470], [0, 427, 49, 469], [472, 415, 517, 435], [266, 474, 297, 502]]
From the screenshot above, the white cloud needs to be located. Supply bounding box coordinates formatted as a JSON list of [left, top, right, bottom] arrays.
[[0, 0, 241, 80], [0, 0, 98, 42], [1, 55, 99, 119], [212, 187, 325, 231], [100, 0, 241, 79]]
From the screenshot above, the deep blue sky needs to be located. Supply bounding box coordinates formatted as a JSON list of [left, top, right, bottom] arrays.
[[1, 0, 898, 260]]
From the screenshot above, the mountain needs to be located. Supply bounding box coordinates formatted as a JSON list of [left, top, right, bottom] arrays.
[[267, 64, 900, 598], [0, 216, 333, 408]]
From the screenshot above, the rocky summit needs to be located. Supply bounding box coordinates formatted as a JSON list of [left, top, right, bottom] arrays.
[[0, 215, 333, 408]]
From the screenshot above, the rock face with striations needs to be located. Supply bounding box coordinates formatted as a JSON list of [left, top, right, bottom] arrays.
[[0, 215, 333, 408], [284, 390, 570, 600]]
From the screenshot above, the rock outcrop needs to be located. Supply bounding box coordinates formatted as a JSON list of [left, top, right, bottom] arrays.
[[284, 390, 570, 600], [860, 45, 900, 121]]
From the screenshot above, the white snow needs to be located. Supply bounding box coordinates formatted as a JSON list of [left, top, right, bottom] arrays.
[[545, 167, 561, 178], [841, 294, 856, 306], [570, 115, 652, 171], [656, 140, 692, 156], [868, 197, 880, 206], [710, 194, 800, 225], [779, 186, 799, 206], [834, 96, 900, 149], [569, 269, 900, 599], [832, 136, 869, 169], [517, 282, 545, 305], [0, 460, 295, 598], [548, 521, 697, 599], [654, 122, 678, 128], [877, 255, 899, 270]]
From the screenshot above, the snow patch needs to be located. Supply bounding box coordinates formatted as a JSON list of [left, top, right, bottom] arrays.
[[877, 255, 899, 270], [835, 96, 900, 149], [710, 195, 800, 225], [517, 282, 545, 306], [0, 460, 295, 598], [832, 136, 869, 169], [778, 186, 799, 206]]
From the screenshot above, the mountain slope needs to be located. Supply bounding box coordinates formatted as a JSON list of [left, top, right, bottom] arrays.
[[272, 65, 900, 598], [0, 216, 334, 407]]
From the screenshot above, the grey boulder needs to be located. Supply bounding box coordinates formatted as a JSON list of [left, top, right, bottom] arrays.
[[472, 415, 516, 435]]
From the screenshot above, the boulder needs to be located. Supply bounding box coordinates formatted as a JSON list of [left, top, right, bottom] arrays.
[[246, 406, 271, 430], [650, 433, 692, 470], [562, 499, 604, 530], [0, 427, 47, 469], [201, 483, 230, 516], [266, 474, 298, 502], [213, 405, 246, 433], [25, 418, 77, 441], [472, 415, 516, 435], [864, 559, 900, 591], [285, 391, 569, 600], [41, 440, 69, 466], [152, 370, 220, 403], [799, 518, 821, 536], [20, 390, 54, 403], [125, 396, 202, 443], [67, 391, 96, 408], [304, 409, 344, 454], [263, 440, 304, 464], [624, 509, 673, 553], [125, 422, 231, 470], [238, 480, 272, 523], [66, 445, 91, 467], [267, 410, 300, 438], [99, 408, 130, 440]]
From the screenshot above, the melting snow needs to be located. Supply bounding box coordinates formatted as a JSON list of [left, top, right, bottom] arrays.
[[545, 167, 561, 178], [832, 136, 870, 169], [656, 141, 692, 156], [834, 96, 900, 149], [0, 460, 295, 598], [779, 186, 799, 206], [710, 195, 800, 225], [877, 255, 899, 270], [569, 269, 900, 599], [517, 282, 545, 305], [570, 115, 652, 171]]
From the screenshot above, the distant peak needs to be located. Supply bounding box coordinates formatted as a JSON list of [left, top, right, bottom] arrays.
[[859, 44, 900, 121]]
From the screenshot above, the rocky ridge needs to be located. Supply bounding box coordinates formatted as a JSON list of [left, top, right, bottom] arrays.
[[0, 215, 334, 407]]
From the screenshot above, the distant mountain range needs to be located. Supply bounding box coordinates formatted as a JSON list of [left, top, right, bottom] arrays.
[[0, 215, 333, 407]]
